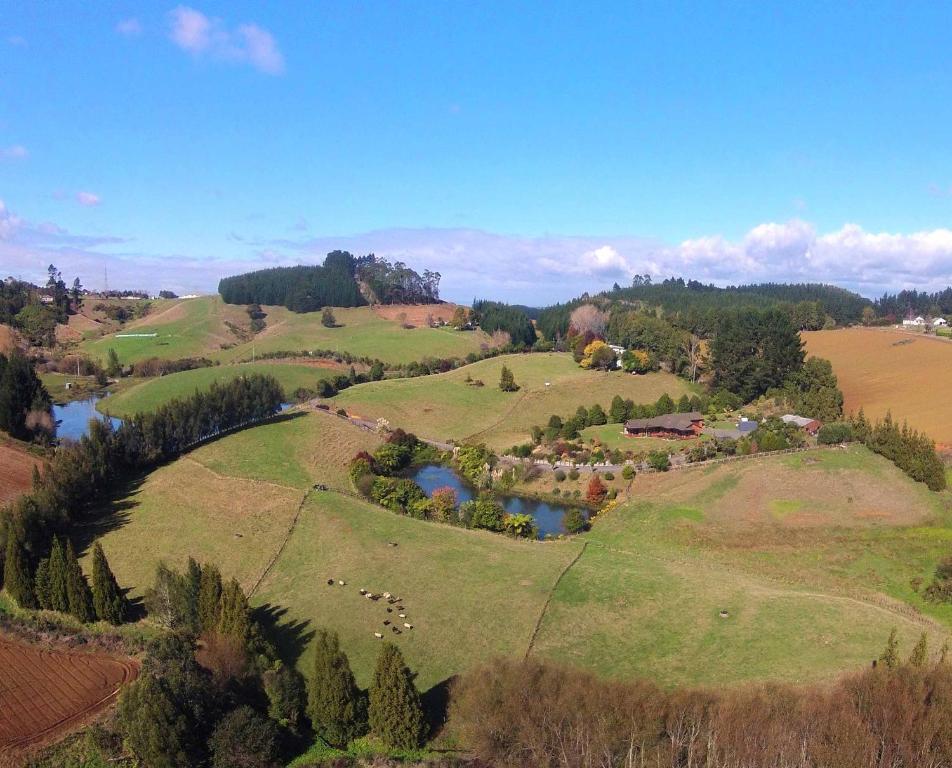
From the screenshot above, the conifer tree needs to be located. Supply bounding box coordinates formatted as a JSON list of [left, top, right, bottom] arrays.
[[3, 523, 35, 608], [498, 365, 519, 392], [182, 557, 202, 632], [308, 628, 367, 747], [197, 563, 223, 633], [368, 642, 426, 750], [217, 578, 250, 642], [44, 537, 69, 612], [878, 628, 899, 669], [64, 540, 95, 622], [33, 556, 51, 609], [910, 632, 928, 667], [91, 541, 127, 625]]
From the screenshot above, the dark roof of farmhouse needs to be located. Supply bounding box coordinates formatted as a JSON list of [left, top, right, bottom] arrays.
[[625, 412, 704, 432]]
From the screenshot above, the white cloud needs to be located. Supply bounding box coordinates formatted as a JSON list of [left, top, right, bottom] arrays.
[[116, 18, 144, 37], [168, 6, 285, 75], [0, 200, 22, 240], [75, 191, 101, 207], [0, 145, 28, 160]]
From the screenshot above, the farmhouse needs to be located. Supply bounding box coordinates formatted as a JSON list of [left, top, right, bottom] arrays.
[[625, 411, 704, 438], [781, 414, 822, 435], [934, 317, 948, 327], [902, 316, 926, 327]]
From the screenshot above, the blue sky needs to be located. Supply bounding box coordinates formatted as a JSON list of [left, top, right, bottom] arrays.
[[3, 2, 952, 303]]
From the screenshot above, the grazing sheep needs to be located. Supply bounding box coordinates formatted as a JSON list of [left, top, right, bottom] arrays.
[[365, 593, 374, 599], [383, 592, 392, 599], [326, 579, 335, 585], [338, 580, 346, 586], [386, 607, 393, 613], [398, 613, 406, 619], [392, 627, 402, 634], [403, 623, 412, 630], [374, 632, 383, 639], [383, 620, 390, 625], [359, 588, 367, 595]]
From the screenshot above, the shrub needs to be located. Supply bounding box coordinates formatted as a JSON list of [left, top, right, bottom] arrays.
[[647, 451, 670, 472], [209, 706, 280, 768], [554, 469, 566, 482], [604, 471, 614, 481], [622, 465, 635, 481], [586, 476, 607, 505], [568, 469, 580, 481], [563, 507, 587, 534], [818, 421, 854, 444]]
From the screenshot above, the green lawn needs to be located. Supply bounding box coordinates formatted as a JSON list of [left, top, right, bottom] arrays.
[[79, 297, 491, 367], [98, 362, 343, 418], [333, 353, 696, 450], [579, 423, 705, 453], [88, 411, 952, 692]]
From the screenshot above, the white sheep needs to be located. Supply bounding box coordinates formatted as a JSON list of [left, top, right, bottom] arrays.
[[374, 632, 383, 638], [383, 592, 392, 599], [403, 623, 412, 629], [338, 580, 345, 586], [398, 613, 406, 618]]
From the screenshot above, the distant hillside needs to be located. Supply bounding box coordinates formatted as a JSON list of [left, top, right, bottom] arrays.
[[218, 250, 443, 312], [537, 278, 871, 339]]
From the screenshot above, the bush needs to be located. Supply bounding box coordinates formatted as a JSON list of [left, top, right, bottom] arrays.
[[621, 465, 635, 481], [604, 471, 614, 481], [568, 469, 580, 481], [818, 421, 854, 444], [563, 507, 587, 534], [647, 451, 670, 472], [554, 469, 566, 482]]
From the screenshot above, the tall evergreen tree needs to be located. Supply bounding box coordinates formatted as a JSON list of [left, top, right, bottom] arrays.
[[368, 642, 426, 750], [43, 536, 69, 612], [879, 628, 899, 669], [64, 540, 95, 622], [92, 541, 127, 625], [182, 557, 202, 632], [910, 633, 928, 667], [498, 365, 519, 392], [197, 563, 223, 633], [217, 578, 250, 642], [3, 523, 35, 608], [308, 628, 367, 747]]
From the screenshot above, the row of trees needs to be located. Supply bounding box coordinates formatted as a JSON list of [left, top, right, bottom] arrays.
[[852, 410, 947, 491], [470, 301, 537, 348], [218, 252, 366, 312], [3, 528, 127, 625], [1, 374, 284, 558], [451, 640, 952, 768]]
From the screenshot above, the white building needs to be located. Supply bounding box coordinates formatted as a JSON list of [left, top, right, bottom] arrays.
[[902, 316, 926, 327], [933, 317, 948, 327]]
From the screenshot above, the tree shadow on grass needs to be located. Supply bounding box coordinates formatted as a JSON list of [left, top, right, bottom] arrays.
[[422, 675, 458, 741], [253, 602, 314, 666]]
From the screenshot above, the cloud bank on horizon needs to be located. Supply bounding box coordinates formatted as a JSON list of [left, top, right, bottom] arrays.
[[1, 198, 951, 305]]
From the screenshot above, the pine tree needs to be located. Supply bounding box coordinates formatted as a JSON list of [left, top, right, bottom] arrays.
[[878, 628, 899, 669], [197, 563, 223, 633], [608, 395, 628, 424], [64, 540, 95, 622], [3, 523, 35, 608], [91, 541, 127, 625], [217, 578, 250, 642], [44, 537, 69, 612], [368, 642, 426, 750], [498, 365, 519, 392], [33, 557, 51, 609], [909, 632, 928, 667], [308, 628, 367, 747], [182, 557, 202, 632]]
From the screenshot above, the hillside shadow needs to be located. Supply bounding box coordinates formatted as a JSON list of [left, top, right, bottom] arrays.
[[71, 470, 149, 556], [253, 602, 314, 665], [191, 410, 307, 450]]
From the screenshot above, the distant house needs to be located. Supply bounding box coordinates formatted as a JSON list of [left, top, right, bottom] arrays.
[[781, 414, 822, 435], [737, 419, 759, 436], [933, 317, 948, 327], [624, 412, 704, 439], [705, 419, 758, 440], [903, 316, 926, 327], [608, 344, 625, 369]]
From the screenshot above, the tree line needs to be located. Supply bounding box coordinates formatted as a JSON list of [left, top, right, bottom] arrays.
[[0, 374, 284, 559], [852, 410, 947, 491], [0, 350, 53, 441], [450, 637, 952, 768], [470, 300, 538, 348], [218, 250, 442, 313]]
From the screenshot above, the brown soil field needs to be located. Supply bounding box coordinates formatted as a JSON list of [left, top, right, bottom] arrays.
[[803, 327, 952, 443], [371, 302, 461, 325], [0, 634, 139, 760], [55, 312, 103, 343], [0, 443, 43, 507]]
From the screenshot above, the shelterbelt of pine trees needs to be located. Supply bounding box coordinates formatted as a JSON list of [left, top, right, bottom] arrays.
[[850, 409, 948, 491], [0, 374, 284, 564]]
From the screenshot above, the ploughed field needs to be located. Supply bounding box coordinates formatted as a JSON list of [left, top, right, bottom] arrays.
[[0, 634, 139, 758], [803, 327, 952, 444], [332, 353, 696, 451], [0, 442, 43, 507], [90, 409, 952, 691], [79, 296, 491, 367]]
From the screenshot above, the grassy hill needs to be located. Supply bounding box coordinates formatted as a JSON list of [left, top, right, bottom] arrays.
[[332, 352, 697, 450], [803, 327, 952, 445], [98, 361, 346, 418], [78, 296, 491, 367], [86, 412, 952, 691]]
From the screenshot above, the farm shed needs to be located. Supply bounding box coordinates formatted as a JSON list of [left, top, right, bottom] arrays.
[[781, 414, 822, 435]]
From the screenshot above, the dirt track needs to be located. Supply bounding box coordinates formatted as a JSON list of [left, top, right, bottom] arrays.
[[0, 635, 139, 760]]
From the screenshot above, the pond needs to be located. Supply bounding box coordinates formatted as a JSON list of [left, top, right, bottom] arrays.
[[410, 464, 587, 539], [52, 396, 122, 442]]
